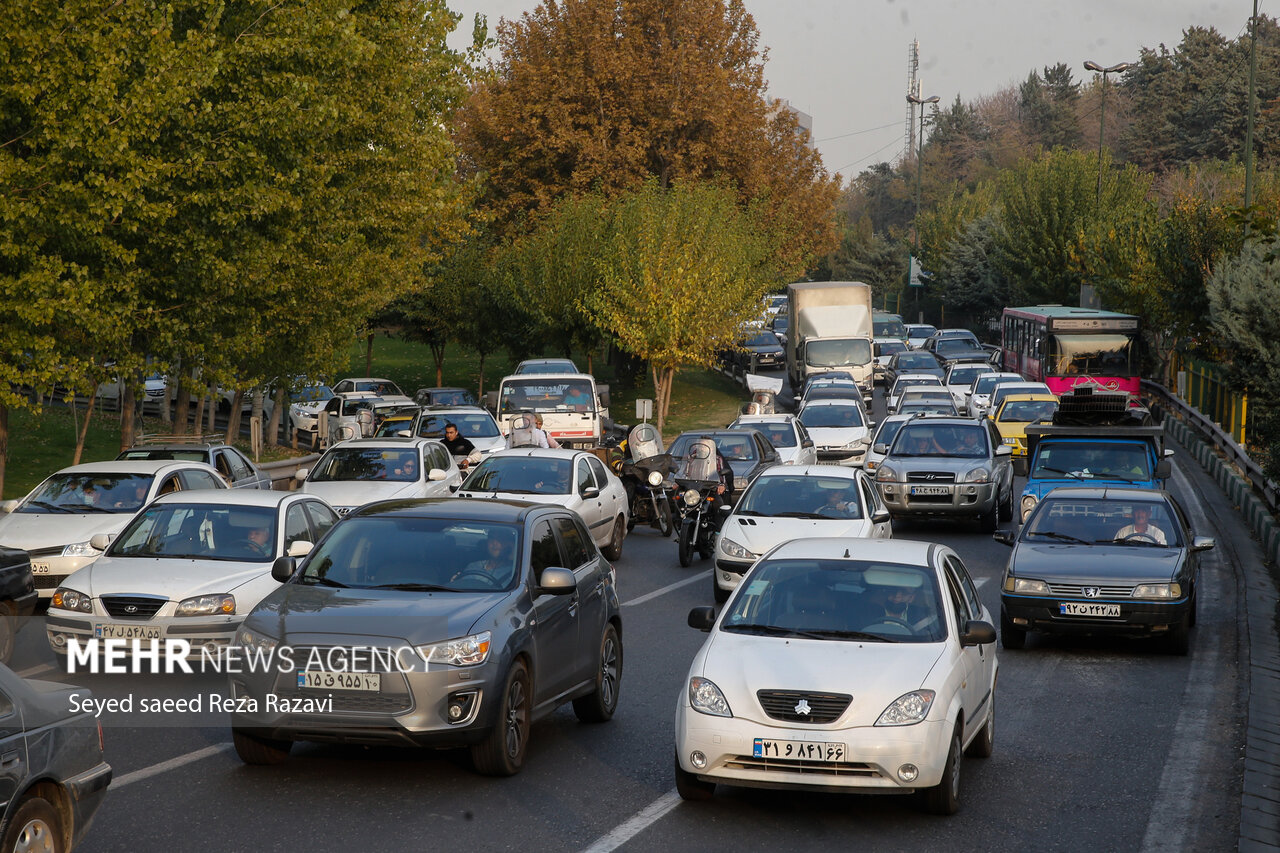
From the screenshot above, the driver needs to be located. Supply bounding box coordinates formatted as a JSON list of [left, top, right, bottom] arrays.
[[867, 584, 922, 625], [244, 525, 272, 557], [455, 533, 515, 583], [956, 429, 985, 456], [1114, 505, 1167, 544], [903, 431, 944, 455], [816, 488, 856, 518]]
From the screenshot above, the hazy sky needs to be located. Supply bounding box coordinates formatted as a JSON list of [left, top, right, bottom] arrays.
[[445, 0, 1252, 183]]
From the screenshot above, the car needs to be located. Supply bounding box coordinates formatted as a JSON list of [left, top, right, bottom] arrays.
[[117, 440, 273, 490], [314, 391, 381, 442], [513, 358, 581, 375], [721, 328, 784, 376], [0, 663, 112, 848], [710, 466, 890, 601], [297, 437, 462, 515], [726, 415, 816, 467], [676, 537, 997, 813], [45, 490, 338, 660], [331, 377, 414, 405], [887, 374, 944, 413], [668, 430, 783, 494], [287, 384, 338, 434], [864, 413, 914, 475], [883, 350, 944, 387], [872, 312, 908, 340], [986, 382, 1053, 421], [763, 294, 787, 317], [942, 364, 996, 415], [228, 498, 623, 775], [926, 338, 992, 370], [874, 415, 1014, 531], [994, 487, 1213, 655], [896, 388, 961, 417], [0, 547, 36, 663], [414, 387, 478, 407], [767, 313, 789, 345], [923, 329, 981, 350], [457, 448, 630, 560], [904, 323, 937, 349], [968, 372, 1025, 419], [796, 370, 856, 396], [795, 400, 872, 467], [0, 461, 227, 598], [873, 338, 910, 384], [407, 407, 507, 458], [992, 393, 1060, 458], [798, 378, 863, 407]]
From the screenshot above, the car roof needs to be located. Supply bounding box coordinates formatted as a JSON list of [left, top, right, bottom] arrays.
[[799, 398, 864, 407], [903, 414, 980, 426], [1000, 393, 1058, 404], [121, 443, 219, 452], [519, 358, 577, 365], [338, 377, 397, 384], [893, 373, 942, 382], [770, 536, 936, 563], [328, 437, 439, 450], [150, 490, 311, 508], [732, 414, 797, 424], [484, 448, 590, 460], [756, 465, 859, 481], [351, 496, 550, 522], [51, 460, 217, 475], [502, 372, 594, 381], [978, 372, 1024, 382]]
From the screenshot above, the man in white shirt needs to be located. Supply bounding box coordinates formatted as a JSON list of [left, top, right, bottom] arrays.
[[1114, 505, 1167, 545]]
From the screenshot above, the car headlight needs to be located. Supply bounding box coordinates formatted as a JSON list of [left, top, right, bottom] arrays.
[[719, 538, 753, 559], [418, 631, 492, 667], [647, 470, 664, 487], [62, 541, 103, 558], [875, 464, 899, 482], [960, 466, 992, 484], [1132, 583, 1182, 600], [844, 437, 869, 449], [683, 489, 701, 506], [52, 587, 92, 613], [688, 676, 733, 717], [1020, 495, 1038, 520], [875, 689, 936, 726], [1005, 577, 1050, 595], [175, 594, 236, 617], [235, 627, 278, 655]]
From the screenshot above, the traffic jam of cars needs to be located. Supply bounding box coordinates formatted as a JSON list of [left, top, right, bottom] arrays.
[[0, 294, 1227, 848]]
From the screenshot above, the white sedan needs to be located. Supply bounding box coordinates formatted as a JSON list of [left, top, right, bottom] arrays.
[[456, 448, 629, 560], [676, 538, 998, 814], [726, 415, 816, 466], [796, 400, 872, 467], [298, 437, 462, 514], [887, 374, 944, 414], [45, 490, 338, 659], [712, 466, 890, 602]]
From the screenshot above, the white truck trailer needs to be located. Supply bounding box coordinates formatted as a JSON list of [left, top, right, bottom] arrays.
[[785, 281, 875, 403]]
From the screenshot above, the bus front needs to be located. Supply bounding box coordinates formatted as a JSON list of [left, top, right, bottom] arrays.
[[1043, 328, 1139, 397]]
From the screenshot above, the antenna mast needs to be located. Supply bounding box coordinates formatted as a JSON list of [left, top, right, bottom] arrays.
[[906, 40, 920, 160]]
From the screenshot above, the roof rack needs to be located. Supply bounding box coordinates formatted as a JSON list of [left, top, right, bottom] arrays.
[[1052, 386, 1150, 426], [132, 433, 225, 447]]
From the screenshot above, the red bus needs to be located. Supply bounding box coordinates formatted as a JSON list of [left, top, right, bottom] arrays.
[[1001, 306, 1140, 397]]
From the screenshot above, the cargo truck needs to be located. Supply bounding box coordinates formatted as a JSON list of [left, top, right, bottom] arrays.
[[786, 281, 875, 403]]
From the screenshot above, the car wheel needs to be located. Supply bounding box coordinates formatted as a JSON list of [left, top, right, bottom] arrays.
[[656, 499, 674, 537], [978, 502, 998, 533], [965, 687, 995, 758], [999, 611, 1026, 650], [713, 572, 730, 604], [998, 484, 1013, 522], [922, 727, 962, 815], [573, 624, 623, 723], [674, 752, 716, 801], [471, 660, 531, 776], [678, 523, 694, 568], [0, 603, 15, 665], [1166, 614, 1191, 656], [602, 516, 625, 562], [232, 728, 293, 765], [2, 796, 65, 853]]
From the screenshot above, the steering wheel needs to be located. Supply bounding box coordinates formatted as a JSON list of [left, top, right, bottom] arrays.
[[1121, 532, 1159, 543], [451, 568, 502, 588], [862, 616, 914, 634]]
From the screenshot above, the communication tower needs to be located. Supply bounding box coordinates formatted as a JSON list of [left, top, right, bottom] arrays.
[[906, 40, 921, 159]]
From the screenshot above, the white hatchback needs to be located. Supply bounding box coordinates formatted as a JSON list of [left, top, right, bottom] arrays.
[[298, 437, 461, 515], [888, 374, 944, 413], [676, 538, 998, 814], [726, 415, 816, 467], [795, 400, 872, 468]]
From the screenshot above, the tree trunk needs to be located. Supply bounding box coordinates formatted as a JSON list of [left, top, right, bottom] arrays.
[[0, 404, 9, 498], [173, 385, 191, 436], [192, 392, 206, 439], [160, 376, 172, 424], [587, 351, 593, 374], [226, 390, 244, 444], [365, 332, 374, 375], [206, 386, 217, 435], [431, 342, 446, 387], [653, 365, 676, 433], [267, 385, 286, 448], [120, 385, 137, 451], [72, 394, 97, 465], [478, 352, 486, 397]]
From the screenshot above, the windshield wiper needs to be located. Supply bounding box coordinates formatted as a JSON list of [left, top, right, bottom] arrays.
[[302, 576, 350, 588], [806, 628, 900, 642], [721, 623, 829, 640], [772, 511, 826, 519], [1104, 538, 1165, 548], [1033, 465, 1086, 480], [1026, 531, 1092, 545], [369, 583, 454, 591], [734, 509, 765, 516], [25, 501, 69, 513]]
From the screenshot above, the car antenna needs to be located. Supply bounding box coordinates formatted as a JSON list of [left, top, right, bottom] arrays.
[[843, 548, 850, 558]]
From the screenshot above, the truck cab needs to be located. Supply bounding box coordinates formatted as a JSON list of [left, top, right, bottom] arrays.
[[486, 373, 610, 449]]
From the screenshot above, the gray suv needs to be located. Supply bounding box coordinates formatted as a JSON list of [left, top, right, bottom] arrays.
[[873, 414, 1014, 531], [229, 498, 622, 776]]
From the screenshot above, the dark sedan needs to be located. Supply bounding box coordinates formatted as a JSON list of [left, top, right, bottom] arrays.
[[883, 350, 944, 386], [995, 487, 1212, 655], [668, 430, 782, 495], [229, 498, 623, 776], [720, 329, 785, 376]]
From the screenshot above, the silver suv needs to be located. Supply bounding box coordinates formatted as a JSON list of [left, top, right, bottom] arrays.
[[873, 414, 1014, 531]]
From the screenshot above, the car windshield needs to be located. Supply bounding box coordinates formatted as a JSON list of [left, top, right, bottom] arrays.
[[799, 405, 865, 429], [974, 375, 1019, 395], [668, 434, 759, 463], [948, 366, 991, 386], [873, 419, 908, 448], [19, 473, 155, 514], [891, 377, 942, 396], [111, 503, 279, 561], [804, 385, 860, 402], [907, 325, 937, 338], [935, 339, 979, 354], [873, 319, 907, 338], [1032, 442, 1152, 481], [745, 332, 780, 348], [1024, 498, 1179, 547], [896, 353, 939, 370], [499, 378, 594, 413], [999, 400, 1059, 423], [893, 424, 988, 457], [721, 559, 946, 642], [353, 380, 404, 395], [734, 421, 796, 448], [1047, 334, 1135, 377], [293, 385, 335, 403], [299, 518, 523, 591], [416, 413, 501, 439], [992, 385, 1048, 409], [806, 338, 872, 368], [735, 476, 863, 520], [462, 457, 573, 494], [309, 448, 423, 483], [875, 341, 907, 356], [771, 316, 789, 332], [118, 449, 208, 463]]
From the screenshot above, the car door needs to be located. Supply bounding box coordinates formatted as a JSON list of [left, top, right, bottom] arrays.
[[984, 419, 1013, 497], [552, 514, 605, 683], [227, 448, 268, 489], [586, 455, 624, 531], [574, 457, 610, 545], [178, 468, 224, 493], [0, 687, 25, 817], [942, 553, 992, 744], [527, 517, 579, 703]]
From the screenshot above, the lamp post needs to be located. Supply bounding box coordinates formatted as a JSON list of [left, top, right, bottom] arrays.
[[1083, 60, 1132, 203], [906, 93, 939, 323]]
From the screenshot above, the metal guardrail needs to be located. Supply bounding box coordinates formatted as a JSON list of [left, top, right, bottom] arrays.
[[258, 454, 320, 490], [1142, 378, 1280, 513]]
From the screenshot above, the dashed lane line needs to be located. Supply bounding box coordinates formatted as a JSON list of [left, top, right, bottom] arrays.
[[622, 572, 708, 607], [112, 743, 234, 790], [580, 790, 682, 853]]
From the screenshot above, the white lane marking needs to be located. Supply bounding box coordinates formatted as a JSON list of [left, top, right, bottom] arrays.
[[975, 576, 990, 588], [581, 790, 681, 853], [623, 572, 707, 607], [112, 743, 233, 790], [16, 664, 55, 679], [1138, 463, 1225, 853]]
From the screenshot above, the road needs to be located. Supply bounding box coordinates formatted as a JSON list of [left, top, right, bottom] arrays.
[[9, 382, 1247, 851]]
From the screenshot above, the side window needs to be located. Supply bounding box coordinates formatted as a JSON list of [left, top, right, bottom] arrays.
[[0, 687, 15, 732], [945, 555, 983, 618], [942, 561, 973, 632], [333, 381, 351, 394], [529, 520, 562, 578], [859, 478, 880, 514], [553, 516, 592, 569], [577, 460, 595, 495], [182, 470, 223, 491], [587, 456, 609, 487], [432, 444, 451, 471], [284, 503, 311, 549], [304, 502, 339, 539], [213, 451, 234, 479], [225, 450, 254, 481]]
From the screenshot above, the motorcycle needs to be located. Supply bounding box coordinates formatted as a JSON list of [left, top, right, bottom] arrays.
[[616, 423, 674, 537], [674, 438, 730, 568]]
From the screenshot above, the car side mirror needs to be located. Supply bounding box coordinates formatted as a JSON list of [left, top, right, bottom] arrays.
[[1154, 459, 1172, 480], [802, 439, 814, 449], [995, 444, 1012, 457], [598, 389, 611, 409], [992, 530, 1016, 546], [396, 430, 411, 438], [581, 486, 601, 499], [483, 391, 498, 412], [1191, 536, 1216, 552], [448, 484, 460, 494], [0, 500, 18, 513], [1013, 458, 1028, 478], [294, 468, 309, 482], [1163, 448, 1175, 458], [90, 533, 115, 552], [871, 508, 890, 524], [286, 540, 313, 558], [688, 606, 717, 632], [961, 619, 997, 647], [539, 566, 576, 595], [428, 468, 447, 482], [271, 556, 297, 583], [873, 443, 888, 455]]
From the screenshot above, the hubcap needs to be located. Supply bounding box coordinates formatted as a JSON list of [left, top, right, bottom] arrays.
[[505, 678, 527, 758], [600, 637, 617, 708], [15, 818, 55, 853]]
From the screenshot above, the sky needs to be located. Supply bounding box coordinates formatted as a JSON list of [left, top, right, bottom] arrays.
[[443, 0, 1254, 183]]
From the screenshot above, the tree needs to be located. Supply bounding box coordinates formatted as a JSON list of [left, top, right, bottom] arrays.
[[933, 214, 1012, 326], [1019, 64, 1082, 150]]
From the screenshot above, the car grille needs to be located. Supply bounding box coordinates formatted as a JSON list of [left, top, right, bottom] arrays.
[[35, 575, 64, 590], [724, 755, 880, 778], [907, 472, 956, 483], [757, 690, 851, 724], [100, 595, 167, 620], [1048, 583, 1135, 597]]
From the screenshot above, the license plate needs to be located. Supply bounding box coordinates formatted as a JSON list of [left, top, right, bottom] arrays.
[[31, 561, 50, 575], [95, 624, 161, 640], [297, 671, 381, 691], [753, 738, 846, 762], [1060, 602, 1121, 617], [910, 486, 950, 496]]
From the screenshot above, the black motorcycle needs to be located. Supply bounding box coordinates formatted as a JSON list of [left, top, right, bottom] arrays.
[[618, 424, 674, 537], [674, 438, 730, 568]]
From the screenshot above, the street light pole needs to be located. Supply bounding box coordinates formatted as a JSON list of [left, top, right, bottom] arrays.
[[906, 93, 939, 323], [1083, 60, 1132, 204]]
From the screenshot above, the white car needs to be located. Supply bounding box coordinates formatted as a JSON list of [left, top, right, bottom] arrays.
[[873, 339, 910, 385], [331, 377, 414, 406], [676, 537, 998, 813], [726, 415, 816, 466], [44, 490, 339, 659], [905, 324, 938, 349], [456, 448, 629, 560], [943, 364, 996, 415], [287, 384, 337, 434], [298, 437, 462, 514], [796, 400, 872, 467], [888, 374, 944, 414], [712, 466, 890, 602], [405, 407, 508, 457], [0, 461, 227, 599], [865, 413, 914, 475], [968, 373, 1024, 419]]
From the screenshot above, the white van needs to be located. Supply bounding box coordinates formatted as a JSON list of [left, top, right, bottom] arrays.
[[487, 373, 610, 449]]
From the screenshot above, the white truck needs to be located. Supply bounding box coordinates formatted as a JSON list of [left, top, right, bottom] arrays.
[[786, 281, 875, 403], [485, 373, 610, 449]]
